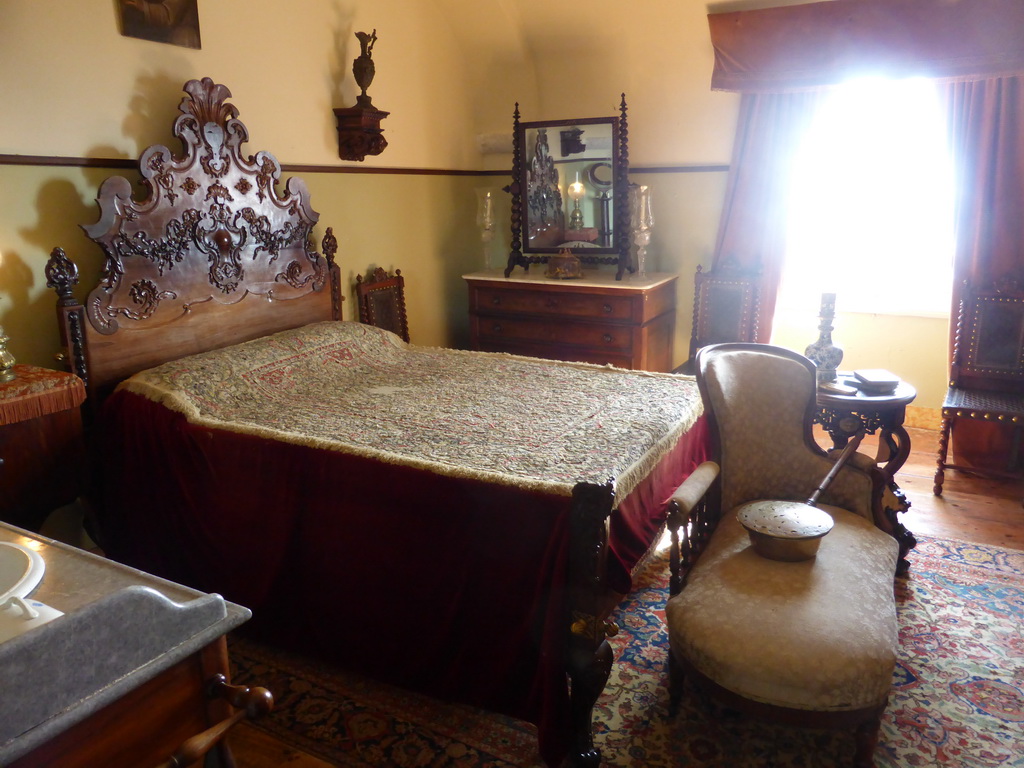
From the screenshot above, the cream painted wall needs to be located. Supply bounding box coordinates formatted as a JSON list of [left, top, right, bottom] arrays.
[[503, 0, 740, 166], [485, 1, 950, 410], [0, 0, 525, 372], [0, 0, 503, 168], [0, 0, 950, 412], [474, 1, 741, 396], [496, 1, 950, 410], [0, 161, 483, 369], [0, 164, 116, 368], [772, 311, 949, 418]]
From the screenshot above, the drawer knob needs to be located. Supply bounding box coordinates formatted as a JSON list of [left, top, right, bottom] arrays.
[[546, 299, 559, 309], [602, 304, 613, 314], [602, 333, 613, 343], [492, 323, 503, 334], [491, 296, 502, 306]]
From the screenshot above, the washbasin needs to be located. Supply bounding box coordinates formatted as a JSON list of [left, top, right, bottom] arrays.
[[0, 541, 45, 603]]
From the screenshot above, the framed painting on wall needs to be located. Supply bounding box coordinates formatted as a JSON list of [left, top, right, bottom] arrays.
[[118, 0, 201, 49]]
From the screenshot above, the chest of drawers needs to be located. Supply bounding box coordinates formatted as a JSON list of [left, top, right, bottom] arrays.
[[464, 270, 677, 372]]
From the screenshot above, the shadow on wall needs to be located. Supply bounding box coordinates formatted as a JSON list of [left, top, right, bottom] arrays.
[[125, 72, 201, 155], [13, 176, 110, 367], [331, 6, 360, 109], [0, 250, 34, 362]]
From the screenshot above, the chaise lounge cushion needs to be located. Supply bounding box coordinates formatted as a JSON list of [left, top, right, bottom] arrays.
[[666, 503, 899, 712]]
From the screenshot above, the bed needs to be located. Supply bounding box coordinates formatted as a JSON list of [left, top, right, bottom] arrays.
[[44, 77, 708, 767]]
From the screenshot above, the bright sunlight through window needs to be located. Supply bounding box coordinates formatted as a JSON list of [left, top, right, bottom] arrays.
[[777, 78, 955, 319]]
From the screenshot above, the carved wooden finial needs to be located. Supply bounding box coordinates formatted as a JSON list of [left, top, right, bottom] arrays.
[[45, 247, 79, 306], [179, 77, 238, 128], [321, 227, 338, 267]]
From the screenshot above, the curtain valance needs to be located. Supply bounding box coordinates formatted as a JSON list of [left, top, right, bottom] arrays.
[[708, 0, 1024, 93]]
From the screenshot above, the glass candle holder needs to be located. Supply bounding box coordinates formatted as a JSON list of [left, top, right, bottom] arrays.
[[630, 184, 654, 276], [475, 188, 497, 270]]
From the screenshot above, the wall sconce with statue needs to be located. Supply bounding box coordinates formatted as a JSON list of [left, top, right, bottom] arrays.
[[334, 29, 390, 162]]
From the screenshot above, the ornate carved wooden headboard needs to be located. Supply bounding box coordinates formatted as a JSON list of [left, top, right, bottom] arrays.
[[46, 77, 341, 403]]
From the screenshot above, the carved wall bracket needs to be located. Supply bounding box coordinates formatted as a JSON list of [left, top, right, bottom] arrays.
[[334, 30, 388, 161], [333, 105, 390, 161]]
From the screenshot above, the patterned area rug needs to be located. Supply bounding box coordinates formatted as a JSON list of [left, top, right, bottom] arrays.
[[229, 536, 1024, 767]]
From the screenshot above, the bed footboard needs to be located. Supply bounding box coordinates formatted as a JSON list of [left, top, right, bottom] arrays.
[[565, 480, 617, 767]]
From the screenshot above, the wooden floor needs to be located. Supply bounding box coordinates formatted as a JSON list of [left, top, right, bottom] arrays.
[[225, 426, 1023, 767], [884, 426, 1023, 551]]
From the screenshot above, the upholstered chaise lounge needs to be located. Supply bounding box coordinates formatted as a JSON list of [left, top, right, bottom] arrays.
[[664, 343, 901, 768]]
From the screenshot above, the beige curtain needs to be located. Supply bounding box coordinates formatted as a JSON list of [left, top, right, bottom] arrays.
[[712, 90, 823, 340], [707, 0, 1024, 342]]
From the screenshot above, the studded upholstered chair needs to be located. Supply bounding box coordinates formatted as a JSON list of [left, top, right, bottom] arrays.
[[355, 267, 410, 343], [934, 281, 1024, 495], [664, 343, 901, 768], [673, 261, 761, 374]]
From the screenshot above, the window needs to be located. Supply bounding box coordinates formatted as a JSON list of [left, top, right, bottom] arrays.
[[775, 78, 955, 320]]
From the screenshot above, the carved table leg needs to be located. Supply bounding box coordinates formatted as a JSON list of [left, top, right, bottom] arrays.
[[882, 481, 917, 574], [819, 401, 918, 572], [879, 424, 912, 476]]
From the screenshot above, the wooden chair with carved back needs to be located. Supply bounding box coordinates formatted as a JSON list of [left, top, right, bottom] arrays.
[[934, 280, 1024, 495], [355, 267, 410, 343], [674, 261, 761, 374]]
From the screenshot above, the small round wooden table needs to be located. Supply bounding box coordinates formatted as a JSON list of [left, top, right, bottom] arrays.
[[816, 374, 918, 573], [815, 375, 917, 477]]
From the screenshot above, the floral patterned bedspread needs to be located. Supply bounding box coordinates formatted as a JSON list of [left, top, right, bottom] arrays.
[[119, 321, 703, 500]]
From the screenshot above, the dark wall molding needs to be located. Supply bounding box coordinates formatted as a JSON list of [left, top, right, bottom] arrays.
[[0, 154, 727, 176], [0, 154, 504, 176], [633, 164, 730, 174], [1, 154, 138, 170]]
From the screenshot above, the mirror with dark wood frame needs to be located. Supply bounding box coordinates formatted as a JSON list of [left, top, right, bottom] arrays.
[[505, 95, 632, 279]]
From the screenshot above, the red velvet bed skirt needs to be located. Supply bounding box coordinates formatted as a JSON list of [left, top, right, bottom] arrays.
[[98, 390, 708, 766]]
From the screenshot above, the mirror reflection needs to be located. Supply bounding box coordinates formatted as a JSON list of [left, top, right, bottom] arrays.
[[523, 121, 616, 250]]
